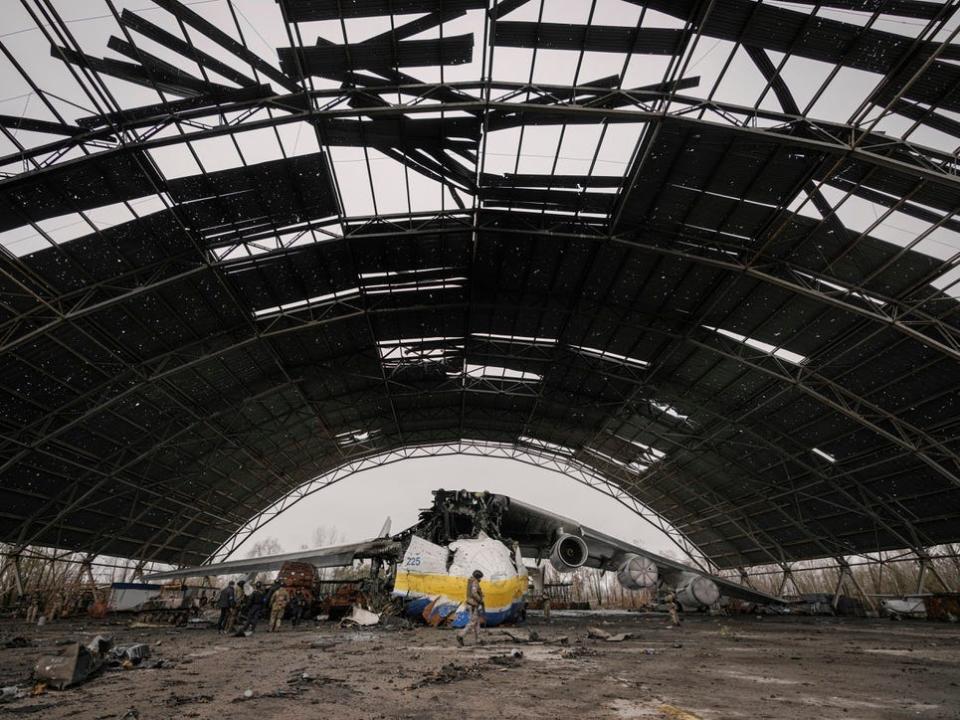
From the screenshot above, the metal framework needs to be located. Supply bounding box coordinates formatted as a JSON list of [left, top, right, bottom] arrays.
[[1, 0, 959, 570]]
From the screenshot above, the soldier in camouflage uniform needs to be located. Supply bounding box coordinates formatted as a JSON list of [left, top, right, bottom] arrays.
[[269, 582, 290, 632], [457, 570, 485, 647], [665, 591, 682, 627]]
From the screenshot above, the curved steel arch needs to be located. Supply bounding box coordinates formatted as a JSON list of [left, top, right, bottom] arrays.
[[201, 439, 715, 572]]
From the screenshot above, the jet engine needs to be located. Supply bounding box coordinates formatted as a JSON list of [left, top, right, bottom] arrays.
[[674, 573, 721, 608], [616, 554, 658, 590], [549, 534, 589, 573]]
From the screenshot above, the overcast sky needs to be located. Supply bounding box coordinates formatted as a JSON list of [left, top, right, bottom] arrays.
[[236, 453, 681, 559]]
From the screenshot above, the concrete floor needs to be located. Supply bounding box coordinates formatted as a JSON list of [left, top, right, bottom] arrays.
[[1, 611, 959, 719]]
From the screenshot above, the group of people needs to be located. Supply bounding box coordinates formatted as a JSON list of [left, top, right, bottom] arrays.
[[215, 578, 310, 634], [17, 590, 81, 624]]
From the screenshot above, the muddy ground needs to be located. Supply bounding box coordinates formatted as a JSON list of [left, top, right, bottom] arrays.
[[1, 611, 959, 719]]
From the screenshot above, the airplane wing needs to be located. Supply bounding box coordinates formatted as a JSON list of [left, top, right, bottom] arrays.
[[499, 497, 783, 605], [143, 538, 401, 581]]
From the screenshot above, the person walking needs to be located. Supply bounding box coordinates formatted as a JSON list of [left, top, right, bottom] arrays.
[[226, 580, 245, 634], [239, 581, 265, 634], [290, 590, 305, 628], [457, 570, 485, 647], [216, 581, 235, 633], [269, 582, 290, 632], [665, 591, 682, 627]]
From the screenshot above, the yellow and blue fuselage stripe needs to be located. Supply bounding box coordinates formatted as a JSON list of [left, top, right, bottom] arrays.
[[392, 571, 527, 627]]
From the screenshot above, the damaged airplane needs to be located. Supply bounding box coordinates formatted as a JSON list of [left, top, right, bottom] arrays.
[[145, 490, 783, 626]]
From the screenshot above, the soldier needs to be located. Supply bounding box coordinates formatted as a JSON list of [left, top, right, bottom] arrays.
[[457, 570, 485, 647], [665, 591, 682, 627], [24, 593, 38, 624], [290, 590, 305, 628], [239, 581, 265, 634], [216, 581, 235, 634], [269, 581, 290, 632], [541, 592, 552, 623], [48, 591, 64, 621], [226, 580, 245, 634]]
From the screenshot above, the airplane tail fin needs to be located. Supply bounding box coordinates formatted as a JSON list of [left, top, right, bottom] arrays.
[[378, 516, 392, 538]]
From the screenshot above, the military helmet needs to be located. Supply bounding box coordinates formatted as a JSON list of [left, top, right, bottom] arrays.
[[472, 570, 483, 579]]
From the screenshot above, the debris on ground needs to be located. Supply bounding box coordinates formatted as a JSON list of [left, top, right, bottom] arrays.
[[108, 643, 152, 669], [340, 606, 380, 627], [33, 635, 112, 689], [2, 637, 32, 649], [379, 614, 414, 631], [718, 625, 738, 641], [488, 650, 524, 668], [0, 685, 27, 703], [562, 645, 601, 660], [501, 629, 536, 643], [658, 704, 703, 719], [310, 637, 340, 651], [167, 692, 214, 706], [587, 627, 634, 642], [412, 662, 483, 688]]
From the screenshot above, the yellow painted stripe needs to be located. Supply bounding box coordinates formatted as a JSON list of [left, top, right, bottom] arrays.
[[394, 572, 526, 610]]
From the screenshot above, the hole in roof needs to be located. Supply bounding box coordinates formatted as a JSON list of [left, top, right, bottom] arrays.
[[336, 428, 381, 447], [571, 345, 649, 368], [613, 434, 666, 462], [471, 333, 558, 346], [518, 435, 576, 456], [791, 269, 888, 308], [584, 446, 648, 474], [0, 195, 169, 257], [703, 325, 808, 365], [650, 400, 693, 425], [251, 287, 361, 319], [377, 337, 464, 369], [811, 447, 837, 463], [462, 363, 541, 383]]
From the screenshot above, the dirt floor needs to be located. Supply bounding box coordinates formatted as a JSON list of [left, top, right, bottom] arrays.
[[1, 610, 959, 719]]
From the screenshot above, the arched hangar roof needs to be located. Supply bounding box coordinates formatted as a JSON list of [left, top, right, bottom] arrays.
[[1, 0, 959, 569]]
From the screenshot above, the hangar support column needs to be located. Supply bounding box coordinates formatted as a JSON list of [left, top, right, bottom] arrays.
[[915, 549, 952, 594], [831, 558, 876, 613]]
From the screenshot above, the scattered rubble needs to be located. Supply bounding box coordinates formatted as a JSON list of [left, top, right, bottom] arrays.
[[562, 645, 601, 660], [412, 662, 483, 688], [587, 626, 635, 642], [32, 636, 112, 689], [2, 637, 31, 650], [340, 606, 380, 627], [488, 650, 524, 668], [167, 692, 214, 706], [658, 703, 703, 720], [309, 637, 340, 651]]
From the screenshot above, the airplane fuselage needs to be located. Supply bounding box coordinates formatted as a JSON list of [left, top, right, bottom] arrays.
[[391, 533, 528, 628]]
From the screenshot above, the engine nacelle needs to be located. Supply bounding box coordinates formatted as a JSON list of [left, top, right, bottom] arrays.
[[616, 554, 658, 590], [675, 573, 720, 608], [549, 534, 589, 573]]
